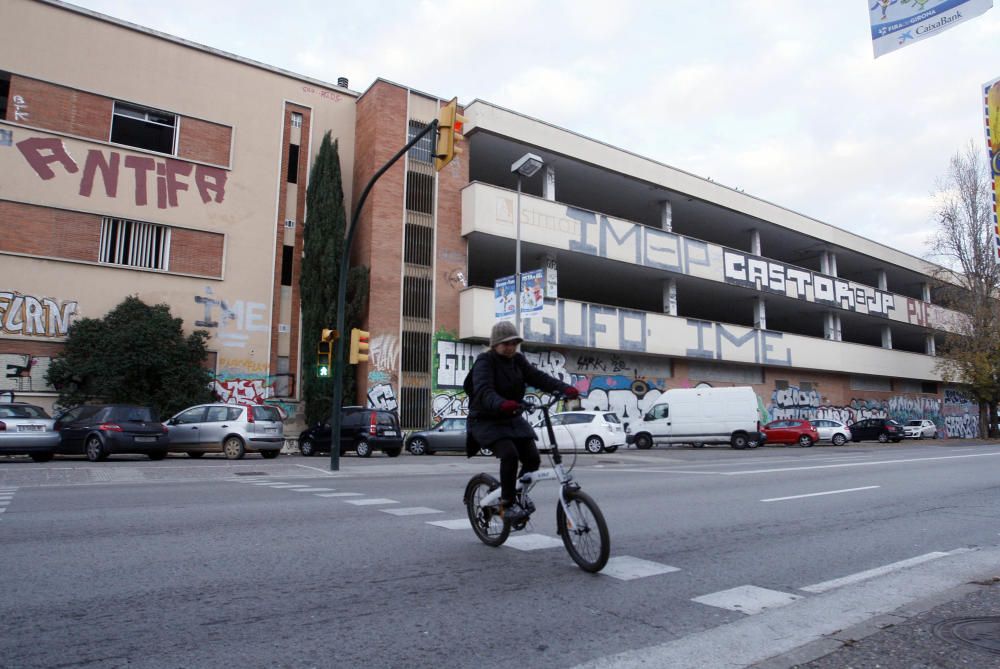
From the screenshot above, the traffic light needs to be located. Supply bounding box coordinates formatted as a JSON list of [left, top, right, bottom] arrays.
[[434, 97, 466, 172], [317, 328, 337, 377], [349, 328, 369, 364]]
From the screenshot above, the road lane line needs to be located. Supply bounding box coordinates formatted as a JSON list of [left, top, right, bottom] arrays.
[[761, 486, 880, 502], [728, 451, 1000, 475], [800, 551, 953, 593]]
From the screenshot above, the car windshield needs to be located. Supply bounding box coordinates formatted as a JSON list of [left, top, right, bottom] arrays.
[[253, 406, 282, 422], [906, 420, 922, 426], [111, 406, 155, 422]]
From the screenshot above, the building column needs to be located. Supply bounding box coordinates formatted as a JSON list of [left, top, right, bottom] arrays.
[[877, 269, 888, 292], [925, 334, 936, 356], [922, 282, 931, 302], [753, 297, 766, 329], [660, 200, 673, 232], [543, 165, 556, 202], [663, 278, 677, 316], [750, 229, 761, 256], [824, 312, 842, 341], [882, 325, 893, 349], [542, 253, 558, 299]]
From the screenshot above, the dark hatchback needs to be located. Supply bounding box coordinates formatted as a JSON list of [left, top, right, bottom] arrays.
[[298, 407, 403, 458], [55, 404, 170, 461], [848, 417, 904, 443]]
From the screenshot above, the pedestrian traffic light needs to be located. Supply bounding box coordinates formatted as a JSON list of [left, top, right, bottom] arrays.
[[321, 328, 338, 343], [349, 328, 369, 364], [434, 97, 466, 172], [317, 341, 332, 377]]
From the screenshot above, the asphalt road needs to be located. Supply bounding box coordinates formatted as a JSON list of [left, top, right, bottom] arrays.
[[2, 442, 999, 668]]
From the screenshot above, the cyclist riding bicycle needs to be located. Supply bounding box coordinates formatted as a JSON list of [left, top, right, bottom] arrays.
[[465, 320, 578, 523]]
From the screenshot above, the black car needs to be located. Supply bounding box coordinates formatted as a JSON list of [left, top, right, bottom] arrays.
[[298, 407, 403, 458], [848, 418, 904, 443], [55, 404, 170, 461], [404, 416, 493, 456]]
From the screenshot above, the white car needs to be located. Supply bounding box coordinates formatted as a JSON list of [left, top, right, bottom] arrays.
[[533, 410, 626, 453], [809, 419, 852, 446], [903, 419, 939, 439]]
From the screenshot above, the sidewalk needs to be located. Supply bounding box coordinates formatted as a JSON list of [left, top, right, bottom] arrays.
[[760, 577, 1000, 668]]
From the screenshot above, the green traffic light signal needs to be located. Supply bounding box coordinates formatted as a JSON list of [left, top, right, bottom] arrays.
[[317, 364, 330, 377]]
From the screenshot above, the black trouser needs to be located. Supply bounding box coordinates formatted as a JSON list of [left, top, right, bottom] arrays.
[[492, 437, 540, 502]]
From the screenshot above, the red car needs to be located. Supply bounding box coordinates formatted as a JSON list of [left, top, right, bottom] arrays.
[[760, 419, 820, 448]]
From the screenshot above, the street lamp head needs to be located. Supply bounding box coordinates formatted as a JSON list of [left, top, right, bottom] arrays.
[[511, 153, 544, 178]]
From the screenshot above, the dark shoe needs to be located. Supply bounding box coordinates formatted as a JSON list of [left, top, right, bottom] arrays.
[[501, 500, 528, 523]]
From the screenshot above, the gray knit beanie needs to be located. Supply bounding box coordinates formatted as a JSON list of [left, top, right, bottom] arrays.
[[490, 320, 522, 347]]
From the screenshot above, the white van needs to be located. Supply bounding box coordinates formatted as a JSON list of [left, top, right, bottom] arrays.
[[630, 387, 762, 450]]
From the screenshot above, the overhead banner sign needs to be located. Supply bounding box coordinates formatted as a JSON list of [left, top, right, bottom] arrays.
[[986, 76, 1000, 262], [869, 0, 993, 58]]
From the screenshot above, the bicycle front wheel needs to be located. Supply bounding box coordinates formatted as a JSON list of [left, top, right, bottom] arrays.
[[556, 489, 610, 572], [464, 473, 510, 547]]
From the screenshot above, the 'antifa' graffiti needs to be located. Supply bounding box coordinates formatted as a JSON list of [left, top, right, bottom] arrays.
[[367, 383, 398, 412], [16, 137, 227, 208], [0, 292, 78, 337]]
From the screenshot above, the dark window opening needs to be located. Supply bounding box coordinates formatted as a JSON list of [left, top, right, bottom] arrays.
[[402, 276, 433, 319], [404, 224, 433, 266], [401, 331, 431, 372], [406, 170, 434, 214], [407, 120, 433, 164], [401, 386, 431, 429], [110, 101, 176, 154], [921, 382, 939, 394], [774, 380, 789, 390], [287, 144, 299, 183], [0, 72, 10, 121], [281, 245, 294, 286]]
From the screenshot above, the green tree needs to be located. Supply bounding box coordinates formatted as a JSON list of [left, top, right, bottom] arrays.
[[45, 296, 213, 417], [929, 141, 1000, 437], [300, 132, 369, 425]]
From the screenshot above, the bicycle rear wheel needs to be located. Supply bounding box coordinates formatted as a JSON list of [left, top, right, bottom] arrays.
[[464, 473, 510, 547], [556, 489, 610, 572]]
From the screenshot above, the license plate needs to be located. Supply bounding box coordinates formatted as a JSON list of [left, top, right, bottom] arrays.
[[383, 430, 397, 437], [135, 436, 156, 443], [17, 425, 44, 432], [266, 427, 280, 433]]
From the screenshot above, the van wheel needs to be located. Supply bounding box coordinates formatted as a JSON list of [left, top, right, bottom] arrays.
[[634, 434, 653, 450], [731, 433, 749, 450]]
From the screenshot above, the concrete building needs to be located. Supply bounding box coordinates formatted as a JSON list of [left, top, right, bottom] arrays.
[[0, 0, 980, 439]]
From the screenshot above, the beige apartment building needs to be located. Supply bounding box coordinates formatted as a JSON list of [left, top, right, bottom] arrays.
[[0, 0, 981, 439]]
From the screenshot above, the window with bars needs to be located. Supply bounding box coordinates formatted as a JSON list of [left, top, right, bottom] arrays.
[[406, 170, 434, 214], [99, 217, 170, 270], [402, 277, 433, 319], [401, 386, 431, 429], [401, 331, 431, 372], [407, 120, 434, 164], [404, 223, 433, 266]]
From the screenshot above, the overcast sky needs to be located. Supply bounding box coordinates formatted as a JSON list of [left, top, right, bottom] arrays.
[[66, 1, 999, 262]]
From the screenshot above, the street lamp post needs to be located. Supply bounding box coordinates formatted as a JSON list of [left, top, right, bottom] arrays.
[[510, 153, 544, 335]]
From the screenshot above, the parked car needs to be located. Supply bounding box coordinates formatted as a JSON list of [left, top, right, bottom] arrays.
[[165, 403, 284, 459], [848, 418, 904, 443], [760, 419, 820, 447], [54, 404, 169, 461], [903, 419, 939, 439], [532, 410, 626, 453], [298, 407, 403, 458], [404, 416, 493, 456], [0, 403, 60, 462], [810, 419, 852, 446]]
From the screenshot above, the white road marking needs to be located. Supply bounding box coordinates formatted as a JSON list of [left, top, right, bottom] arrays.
[[345, 498, 398, 506], [290, 487, 336, 492], [426, 518, 469, 530], [381, 506, 443, 516], [0, 508, 5, 513], [729, 451, 1000, 475], [294, 464, 338, 475], [265, 484, 310, 488], [599, 556, 681, 581], [800, 550, 956, 593], [692, 585, 803, 615], [250, 482, 284, 485], [504, 534, 564, 551], [315, 492, 362, 497], [761, 485, 880, 502]]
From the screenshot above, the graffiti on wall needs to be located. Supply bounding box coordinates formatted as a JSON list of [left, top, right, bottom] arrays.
[[11, 95, 29, 122], [686, 319, 793, 366], [212, 377, 272, 405], [368, 383, 398, 412], [766, 384, 979, 438], [0, 292, 78, 337], [0, 129, 12, 147], [194, 287, 268, 349], [1, 354, 53, 392], [16, 136, 227, 208]]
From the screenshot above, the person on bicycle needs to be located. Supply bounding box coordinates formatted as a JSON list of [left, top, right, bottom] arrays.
[[465, 320, 578, 523]]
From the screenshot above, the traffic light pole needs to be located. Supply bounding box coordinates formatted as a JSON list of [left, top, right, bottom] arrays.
[[329, 118, 439, 471]]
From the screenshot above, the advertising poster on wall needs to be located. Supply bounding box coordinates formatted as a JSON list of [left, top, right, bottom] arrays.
[[986, 76, 1000, 262], [494, 276, 516, 318], [494, 270, 545, 318], [869, 0, 993, 58]]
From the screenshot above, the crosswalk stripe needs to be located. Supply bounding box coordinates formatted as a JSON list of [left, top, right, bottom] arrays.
[[346, 498, 398, 506], [504, 534, 564, 551], [315, 492, 362, 497], [290, 488, 336, 493], [427, 518, 469, 530], [599, 556, 681, 580], [692, 585, 803, 615], [381, 507, 443, 516]]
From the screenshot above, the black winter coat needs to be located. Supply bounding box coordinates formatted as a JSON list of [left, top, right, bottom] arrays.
[[465, 350, 569, 457]]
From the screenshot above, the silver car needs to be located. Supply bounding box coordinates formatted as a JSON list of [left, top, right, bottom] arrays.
[[810, 419, 852, 446], [166, 403, 284, 459], [0, 403, 60, 462]]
